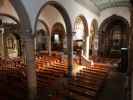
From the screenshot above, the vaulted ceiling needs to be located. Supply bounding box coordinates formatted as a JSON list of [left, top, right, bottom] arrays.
[[91, 0, 130, 11], [75, 0, 130, 14]]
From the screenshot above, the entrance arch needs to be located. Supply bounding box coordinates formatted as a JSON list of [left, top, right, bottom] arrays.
[[0, 14, 21, 58], [89, 19, 98, 58], [35, 19, 49, 54], [34, 1, 73, 78], [4, 32, 21, 58], [34, 1, 72, 34], [98, 15, 129, 57], [73, 15, 88, 57], [51, 22, 65, 52]]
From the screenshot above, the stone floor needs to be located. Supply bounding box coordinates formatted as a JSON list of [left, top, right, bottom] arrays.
[[98, 69, 127, 100]]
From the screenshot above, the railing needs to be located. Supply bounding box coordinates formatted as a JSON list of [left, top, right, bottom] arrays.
[[81, 56, 91, 67]]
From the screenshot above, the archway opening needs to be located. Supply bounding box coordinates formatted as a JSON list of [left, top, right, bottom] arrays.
[[73, 15, 88, 64], [0, 14, 21, 58], [35, 1, 72, 57], [51, 22, 65, 52], [89, 19, 98, 59], [98, 15, 129, 58], [35, 19, 49, 54]]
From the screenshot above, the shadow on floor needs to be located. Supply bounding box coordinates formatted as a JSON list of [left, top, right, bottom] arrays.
[[98, 70, 127, 100]]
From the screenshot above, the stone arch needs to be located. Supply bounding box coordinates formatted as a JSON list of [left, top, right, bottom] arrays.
[[98, 15, 129, 57], [0, 13, 20, 25], [89, 19, 98, 57], [37, 19, 50, 34], [10, 0, 37, 100], [52, 22, 65, 33], [0, 13, 21, 57], [74, 15, 88, 56], [4, 32, 21, 58], [34, 1, 72, 34], [35, 19, 50, 54], [99, 15, 129, 33], [34, 1, 73, 78], [51, 22, 65, 51], [34, 0, 72, 55], [10, 0, 32, 37], [74, 15, 88, 36]]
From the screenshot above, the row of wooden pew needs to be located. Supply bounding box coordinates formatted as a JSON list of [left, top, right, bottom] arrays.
[[0, 57, 28, 100], [35, 54, 111, 100], [0, 54, 111, 100], [67, 64, 110, 100]]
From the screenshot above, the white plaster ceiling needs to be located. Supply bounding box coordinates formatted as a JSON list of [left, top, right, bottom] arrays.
[[75, 0, 130, 13], [91, 0, 130, 11]]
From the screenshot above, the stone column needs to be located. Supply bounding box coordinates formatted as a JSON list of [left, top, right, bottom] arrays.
[[128, 6, 133, 100], [48, 33, 51, 56], [67, 32, 74, 79], [0, 28, 5, 57], [98, 31, 103, 56], [86, 36, 89, 59], [34, 35, 37, 55], [22, 29, 37, 100]]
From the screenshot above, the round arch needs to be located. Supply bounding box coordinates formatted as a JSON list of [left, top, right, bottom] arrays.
[[10, 0, 32, 37], [37, 19, 50, 34], [0, 13, 20, 25], [98, 15, 129, 57], [74, 15, 89, 57], [35, 19, 50, 53], [34, 1, 72, 34], [51, 22, 65, 51], [90, 19, 98, 36], [74, 15, 88, 37], [89, 19, 98, 58], [9, 1, 37, 100], [0, 15, 22, 57], [34, 1, 73, 78], [99, 15, 129, 33], [4, 32, 21, 58]]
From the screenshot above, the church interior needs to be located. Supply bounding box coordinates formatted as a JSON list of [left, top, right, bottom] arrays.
[[0, 0, 132, 100]]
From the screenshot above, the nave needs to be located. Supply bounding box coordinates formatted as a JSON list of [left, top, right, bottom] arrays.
[[0, 53, 112, 100], [0, 0, 132, 100]]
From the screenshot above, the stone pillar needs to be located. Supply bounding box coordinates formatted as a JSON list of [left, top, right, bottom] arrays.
[[67, 32, 74, 79], [22, 29, 37, 100], [98, 31, 103, 56], [0, 28, 4, 57], [128, 6, 133, 100], [48, 33, 51, 56], [86, 36, 89, 59], [34, 35, 37, 55]]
